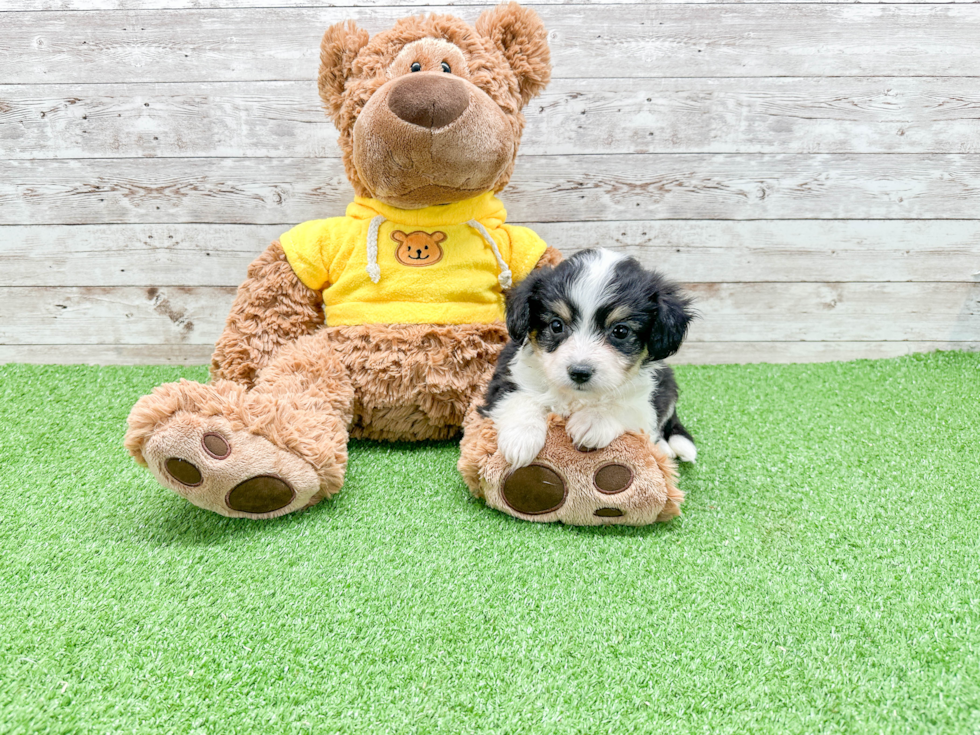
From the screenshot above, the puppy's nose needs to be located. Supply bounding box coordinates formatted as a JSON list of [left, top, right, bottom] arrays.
[[387, 73, 469, 129], [568, 364, 594, 385]]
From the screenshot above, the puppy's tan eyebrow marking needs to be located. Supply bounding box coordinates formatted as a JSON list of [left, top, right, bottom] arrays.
[[604, 305, 633, 327], [548, 300, 573, 323]]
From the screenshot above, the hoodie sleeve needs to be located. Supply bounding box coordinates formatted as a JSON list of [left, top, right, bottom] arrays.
[[501, 224, 549, 284], [279, 219, 340, 291]]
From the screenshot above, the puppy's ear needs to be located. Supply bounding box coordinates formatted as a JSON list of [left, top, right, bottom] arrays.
[[476, 3, 551, 107], [318, 21, 370, 125], [505, 268, 548, 343], [646, 274, 696, 361]]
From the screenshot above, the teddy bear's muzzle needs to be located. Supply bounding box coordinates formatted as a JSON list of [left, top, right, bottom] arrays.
[[352, 72, 515, 208], [387, 73, 470, 130]]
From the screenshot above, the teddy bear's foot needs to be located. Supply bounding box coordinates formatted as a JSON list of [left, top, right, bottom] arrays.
[[126, 380, 347, 519], [459, 414, 683, 526], [139, 413, 322, 519]]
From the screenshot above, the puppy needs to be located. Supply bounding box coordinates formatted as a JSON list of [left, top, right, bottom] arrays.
[[480, 248, 697, 469]]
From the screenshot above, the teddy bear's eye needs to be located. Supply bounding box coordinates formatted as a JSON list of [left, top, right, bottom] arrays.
[[410, 62, 422, 72], [440, 61, 451, 73]]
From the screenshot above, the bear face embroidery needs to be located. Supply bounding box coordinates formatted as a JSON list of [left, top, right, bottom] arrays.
[[392, 230, 446, 267]]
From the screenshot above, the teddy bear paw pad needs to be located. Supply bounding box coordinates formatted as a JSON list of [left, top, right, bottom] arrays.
[[225, 476, 296, 514], [143, 415, 320, 519], [593, 463, 633, 494], [501, 464, 567, 515]]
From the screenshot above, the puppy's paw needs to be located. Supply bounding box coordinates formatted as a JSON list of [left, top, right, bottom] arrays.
[[566, 411, 624, 450], [668, 435, 697, 463], [657, 438, 677, 459], [496, 419, 548, 469]]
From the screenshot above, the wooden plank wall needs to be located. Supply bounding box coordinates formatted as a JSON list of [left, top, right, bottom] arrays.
[[1, 0, 979, 366]]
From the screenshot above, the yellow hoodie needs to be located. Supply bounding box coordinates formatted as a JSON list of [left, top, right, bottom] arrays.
[[279, 192, 548, 326]]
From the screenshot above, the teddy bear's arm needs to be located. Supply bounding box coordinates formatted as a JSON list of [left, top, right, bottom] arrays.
[[534, 246, 563, 269], [209, 241, 324, 387]]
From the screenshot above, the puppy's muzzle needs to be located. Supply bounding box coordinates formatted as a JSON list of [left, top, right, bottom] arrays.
[[567, 364, 595, 385]]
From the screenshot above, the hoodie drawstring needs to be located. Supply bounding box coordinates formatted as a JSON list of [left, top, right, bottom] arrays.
[[467, 219, 513, 289], [365, 215, 385, 284], [365, 217, 512, 289]]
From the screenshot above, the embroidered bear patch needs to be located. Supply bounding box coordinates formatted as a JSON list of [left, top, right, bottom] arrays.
[[392, 230, 446, 267]]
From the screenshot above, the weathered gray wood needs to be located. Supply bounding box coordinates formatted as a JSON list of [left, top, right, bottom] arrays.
[[9, 0, 980, 10], [3, 221, 979, 287], [0, 224, 283, 287], [5, 6, 980, 85], [5, 155, 980, 225], [4, 342, 976, 367], [0, 286, 238, 346], [4, 283, 977, 345], [0, 344, 216, 366], [6, 77, 980, 160]]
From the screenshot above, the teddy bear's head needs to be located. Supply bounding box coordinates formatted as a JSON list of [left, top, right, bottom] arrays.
[[318, 2, 551, 210]]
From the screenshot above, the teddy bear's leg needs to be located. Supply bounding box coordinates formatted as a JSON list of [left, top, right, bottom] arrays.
[[459, 406, 684, 526], [125, 331, 354, 519]]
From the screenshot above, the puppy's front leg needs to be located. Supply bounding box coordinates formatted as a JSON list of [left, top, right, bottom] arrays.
[[490, 393, 549, 469], [565, 409, 626, 451]]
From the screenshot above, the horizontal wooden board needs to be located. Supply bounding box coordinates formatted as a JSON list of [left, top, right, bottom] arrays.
[[5, 155, 980, 225], [0, 344, 216, 365], [3, 221, 979, 287], [3, 341, 978, 367], [6, 77, 980, 160], [3, 283, 977, 346], [5, 6, 980, 84], [9, 0, 980, 10]]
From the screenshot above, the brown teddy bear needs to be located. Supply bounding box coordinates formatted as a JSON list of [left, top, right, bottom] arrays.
[[124, 3, 682, 525]]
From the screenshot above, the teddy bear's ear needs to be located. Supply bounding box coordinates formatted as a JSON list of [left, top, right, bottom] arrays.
[[476, 2, 551, 107], [318, 20, 370, 124]]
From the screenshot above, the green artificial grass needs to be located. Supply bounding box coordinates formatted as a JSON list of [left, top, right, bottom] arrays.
[[1, 352, 979, 734]]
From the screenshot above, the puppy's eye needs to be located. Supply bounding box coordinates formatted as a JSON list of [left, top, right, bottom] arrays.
[[611, 324, 631, 340], [410, 62, 422, 72], [549, 318, 564, 334], [441, 61, 451, 73]]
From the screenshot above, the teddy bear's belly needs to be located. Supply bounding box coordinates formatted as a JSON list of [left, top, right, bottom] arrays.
[[325, 321, 509, 442]]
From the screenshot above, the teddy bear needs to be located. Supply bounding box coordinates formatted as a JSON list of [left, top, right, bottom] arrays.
[[124, 2, 683, 526]]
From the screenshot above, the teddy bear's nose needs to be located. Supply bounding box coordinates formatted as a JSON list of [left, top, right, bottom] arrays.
[[387, 73, 470, 129]]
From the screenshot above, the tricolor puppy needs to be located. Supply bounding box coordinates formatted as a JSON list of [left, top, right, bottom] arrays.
[[481, 248, 698, 469]]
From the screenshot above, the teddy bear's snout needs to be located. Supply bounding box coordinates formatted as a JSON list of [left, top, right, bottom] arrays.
[[387, 73, 470, 130]]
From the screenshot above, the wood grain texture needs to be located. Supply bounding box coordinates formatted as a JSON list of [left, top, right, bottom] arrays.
[[4, 283, 977, 345], [6, 77, 980, 160], [5, 155, 980, 225], [4, 2, 980, 367], [5, 6, 980, 85], [3, 221, 978, 287], [4, 341, 977, 367], [0, 344, 216, 365], [9, 0, 980, 10]]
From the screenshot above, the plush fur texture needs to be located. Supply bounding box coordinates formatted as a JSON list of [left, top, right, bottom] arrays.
[[459, 412, 683, 526], [210, 241, 324, 388], [319, 3, 550, 206], [126, 5, 682, 525], [126, 5, 566, 518]]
